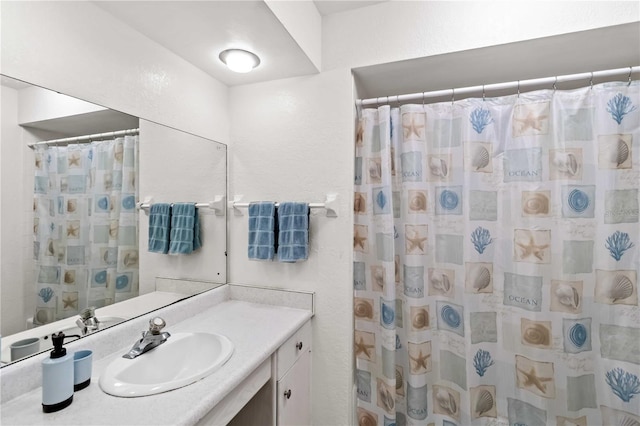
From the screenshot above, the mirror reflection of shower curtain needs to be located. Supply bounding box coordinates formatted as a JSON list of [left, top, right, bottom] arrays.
[[33, 135, 139, 325], [354, 82, 639, 425]]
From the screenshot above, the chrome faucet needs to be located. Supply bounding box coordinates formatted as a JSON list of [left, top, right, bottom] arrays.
[[76, 307, 100, 336], [122, 317, 171, 359]]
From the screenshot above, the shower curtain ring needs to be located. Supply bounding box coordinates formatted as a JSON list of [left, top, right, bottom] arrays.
[[590, 72, 593, 90], [422, 92, 425, 106], [517, 81, 520, 98], [553, 76, 557, 91], [451, 88, 455, 104], [482, 84, 486, 102], [629, 66, 633, 86]]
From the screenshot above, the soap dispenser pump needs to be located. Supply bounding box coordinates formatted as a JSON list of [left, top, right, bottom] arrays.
[[42, 332, 74, 413]]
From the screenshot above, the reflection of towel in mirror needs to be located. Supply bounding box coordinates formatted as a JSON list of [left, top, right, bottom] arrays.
[[248, 202, 276, 261], [277, 202, 309, 262], [148, 203, 171, 254], [169, 203, 201, 255]]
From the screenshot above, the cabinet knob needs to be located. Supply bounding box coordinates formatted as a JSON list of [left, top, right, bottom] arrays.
[[284, 389, 292, 399], [296, 342, 303, 350]]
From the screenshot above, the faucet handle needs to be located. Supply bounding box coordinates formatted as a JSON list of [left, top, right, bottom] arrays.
[[148, 317, 166, 335], [79, 307, 96, 320]]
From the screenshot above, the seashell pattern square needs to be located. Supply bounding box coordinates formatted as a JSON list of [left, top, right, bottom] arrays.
[[562, 318, 592, 354], [604, 189, 639, 224], [562, 185, 596, 218], [428, 267, 455, 297], [598, 134, 632, 169], [436, 301, 464, 337], [549, 148, 583, 180], [410, 305, 430, 331], [435, 186, 463, 215], [470, 385, 497, 419], [549, 280, 583, 314], [370, 265, 387, 292], [407, 190, 427, 213], [595, 269, 637, 306], [465, 262, 493, 294], [373, 187, 391, 215], [432, 384, 461, 421], [427, 154, 452, 181], [521, 190, 551, 217], [521, 318, 552, 349], [354, 192, 367, 215], [376, 378, 395, 414], [368, 158, 383, 184], [354, 297, 375, 321], [465, 142, 493, 173]]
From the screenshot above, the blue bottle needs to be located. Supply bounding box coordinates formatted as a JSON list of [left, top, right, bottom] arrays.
[[42, 332, 73, 413]]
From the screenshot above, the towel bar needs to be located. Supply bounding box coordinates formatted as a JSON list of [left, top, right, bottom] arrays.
[[228, 193, 338, 217], [136, 195, 226, 216]]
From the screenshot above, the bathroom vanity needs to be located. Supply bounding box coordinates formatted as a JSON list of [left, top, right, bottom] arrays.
[[0, 284, 314, 425]]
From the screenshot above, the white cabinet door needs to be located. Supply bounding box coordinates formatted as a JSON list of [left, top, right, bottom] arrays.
[[277, 349, 311, 426]]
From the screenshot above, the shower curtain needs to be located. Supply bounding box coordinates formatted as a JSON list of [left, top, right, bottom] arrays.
[[33, 135, 139, 325], [354, 81, 639, 425]]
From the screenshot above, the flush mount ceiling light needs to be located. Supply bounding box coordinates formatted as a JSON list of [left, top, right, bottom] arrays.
[[219, 49, 260, 73]]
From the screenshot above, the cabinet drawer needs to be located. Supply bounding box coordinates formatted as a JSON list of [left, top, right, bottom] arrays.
[[277, 349, 311, 426], [276, 320, 311, 380]]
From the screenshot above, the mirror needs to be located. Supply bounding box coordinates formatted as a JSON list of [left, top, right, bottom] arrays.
[[0, 75, 227, 365]]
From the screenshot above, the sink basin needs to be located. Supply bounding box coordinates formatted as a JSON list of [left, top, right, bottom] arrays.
[[99, 332, 234, 397]]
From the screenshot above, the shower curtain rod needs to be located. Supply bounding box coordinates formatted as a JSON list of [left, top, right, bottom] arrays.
[[356, 65, 640, 107], [27, 128, 139, 149]]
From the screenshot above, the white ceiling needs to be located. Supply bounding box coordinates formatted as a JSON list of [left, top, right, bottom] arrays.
[[94, 1, 384, 87]]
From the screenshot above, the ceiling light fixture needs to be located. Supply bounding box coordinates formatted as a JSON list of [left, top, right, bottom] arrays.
[[219, 49, 260, 73]]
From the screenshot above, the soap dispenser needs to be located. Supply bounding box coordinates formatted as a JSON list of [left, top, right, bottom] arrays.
[[42, 332, 74, 413]]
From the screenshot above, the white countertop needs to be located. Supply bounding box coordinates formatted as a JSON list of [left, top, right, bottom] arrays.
[[0, 288, 312, 425]]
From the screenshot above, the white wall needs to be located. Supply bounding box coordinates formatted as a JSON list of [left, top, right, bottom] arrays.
[[17, 86, 106, 125], [229, 68, 354, 426], [0, 86, 25, 336], [322, 1, 640, 71]]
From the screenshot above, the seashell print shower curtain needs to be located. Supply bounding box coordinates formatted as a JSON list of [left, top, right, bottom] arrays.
[[33, 136, 139, 324], [354, 81, 640, 426]]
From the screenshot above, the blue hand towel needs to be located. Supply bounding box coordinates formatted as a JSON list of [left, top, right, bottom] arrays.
[[169, 203, 201, 255], [148, 203, 171, 254], [248, 202, 276, 261], [277, 202, 309, 262]]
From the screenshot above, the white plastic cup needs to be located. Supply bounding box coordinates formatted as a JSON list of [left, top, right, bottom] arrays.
[[73, 350, 93, 391], [10, 337, 40, 361]]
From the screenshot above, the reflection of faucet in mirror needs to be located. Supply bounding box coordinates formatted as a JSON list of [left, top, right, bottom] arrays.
[[123, 317, 171, 359], [75, 307, 100, 336]]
